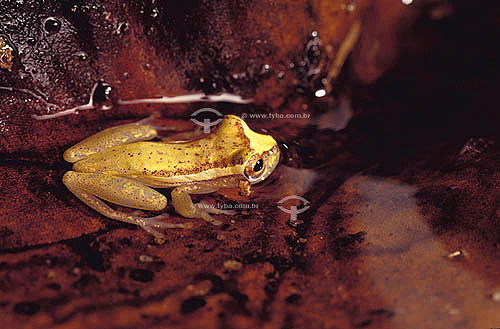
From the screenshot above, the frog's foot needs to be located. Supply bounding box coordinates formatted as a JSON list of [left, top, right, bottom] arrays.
[[138, 214, 193, 243], [195, 201, 237, 215], [171, 185, 227, 226], [197, 211, 223, 226], [173, 199, 224, 226]]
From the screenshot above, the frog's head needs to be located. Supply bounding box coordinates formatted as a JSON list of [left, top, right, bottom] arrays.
[[221, 115, 280, 184]]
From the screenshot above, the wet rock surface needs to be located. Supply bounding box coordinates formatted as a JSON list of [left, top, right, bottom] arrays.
[[1, 0, 500, 328]]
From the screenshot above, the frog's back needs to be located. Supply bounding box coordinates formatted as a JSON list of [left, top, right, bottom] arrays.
[[73, 140, 238, 182]]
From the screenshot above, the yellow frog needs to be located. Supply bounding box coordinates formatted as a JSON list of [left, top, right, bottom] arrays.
[[63, 115, 280, 241]]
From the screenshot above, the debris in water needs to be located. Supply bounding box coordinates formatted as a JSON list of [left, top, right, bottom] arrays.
[[117, 93, 253, 106], [31, 82, 112, 120], [0, 37, 14, 71], [31, 81, 253, 120], [223, 260, 243, 271]]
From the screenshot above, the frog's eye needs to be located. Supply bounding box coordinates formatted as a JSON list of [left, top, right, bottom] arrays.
[[253, 159, 264, 172], [244, 156, 266, 182]]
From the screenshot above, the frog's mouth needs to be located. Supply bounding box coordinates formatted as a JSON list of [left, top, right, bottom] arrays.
[[244, 144, 280, 184]]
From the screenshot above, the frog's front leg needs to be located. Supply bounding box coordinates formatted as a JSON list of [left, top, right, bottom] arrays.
[[63, 171, 191, 241], [171, 183, 237, 226]]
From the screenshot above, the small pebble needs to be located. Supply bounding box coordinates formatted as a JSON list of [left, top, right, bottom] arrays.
[[492, 291, 500, 302], [224, 260, 243, 271], [447, 250, 466, 260], [139, 255, 153, 262]]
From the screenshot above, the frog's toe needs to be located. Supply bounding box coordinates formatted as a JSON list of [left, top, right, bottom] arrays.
[[199, 212, 223, 226], [183, 222, 194, 229], [207, 208, 236, 215], [145, 215, 191, 229], [138, 222, 165, 242], [208, 218, 223, 226], [138, 215, 191, 240], [218, 209, 237, 215]]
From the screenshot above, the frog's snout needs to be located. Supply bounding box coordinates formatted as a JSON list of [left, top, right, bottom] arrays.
[[264, 144, 280, 179]]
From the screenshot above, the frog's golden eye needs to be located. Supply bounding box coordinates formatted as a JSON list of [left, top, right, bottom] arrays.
[[244, 145, 280, 184], [253, 159, 264, 172], [244, 155, 266, 182]]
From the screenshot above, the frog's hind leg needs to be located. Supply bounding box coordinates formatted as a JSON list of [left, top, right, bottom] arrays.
[[64, 123, 159, 163], [63, 171, 191, 242], [171, 184, 236, 226]]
